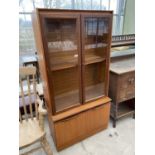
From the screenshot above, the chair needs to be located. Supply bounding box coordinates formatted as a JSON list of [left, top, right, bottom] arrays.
[[19, 66, 53, 155]]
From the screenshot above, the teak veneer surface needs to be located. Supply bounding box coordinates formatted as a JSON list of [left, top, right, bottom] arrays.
[[52, 96, 111, 122], [54, 103, 110, 150], [32, 9, 112, 150]]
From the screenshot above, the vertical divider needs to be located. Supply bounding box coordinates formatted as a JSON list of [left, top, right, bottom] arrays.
[[77, 14, 83, 105], [80, 14, 85, 104]]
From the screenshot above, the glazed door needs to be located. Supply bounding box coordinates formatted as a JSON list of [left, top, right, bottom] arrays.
[[41, 14, 82, 113], [81, 14, 112, 102]]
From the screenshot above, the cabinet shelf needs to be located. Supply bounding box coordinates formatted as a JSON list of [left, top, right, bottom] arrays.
[[55, 83, 105, 112], [50, 55, 106, 71], [85, 43, 108, 50], [111, 102, 134, 119], [85, 83, 105, 101], [55, 90, 80, 112], [117, 103, 134, 118], [51, 62, 78, 71], [85, 55, 106, 65]]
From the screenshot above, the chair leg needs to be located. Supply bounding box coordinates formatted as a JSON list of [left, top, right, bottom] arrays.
[[41, 136, 53, 155]]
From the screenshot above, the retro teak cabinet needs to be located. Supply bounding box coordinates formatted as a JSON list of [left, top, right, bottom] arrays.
[[32, 9, 113, 151]]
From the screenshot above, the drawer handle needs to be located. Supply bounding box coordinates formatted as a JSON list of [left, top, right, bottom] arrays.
[[128, 78, 134, 84]]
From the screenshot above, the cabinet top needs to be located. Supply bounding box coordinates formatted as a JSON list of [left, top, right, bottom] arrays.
[[110, 55, 135, 75], [33, 8, 113, 15]]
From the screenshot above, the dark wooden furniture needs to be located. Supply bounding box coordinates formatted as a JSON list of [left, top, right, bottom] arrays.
[[109, 52, 135, 128], [112, 34, 135, 47], [32, 9, 113, 151]]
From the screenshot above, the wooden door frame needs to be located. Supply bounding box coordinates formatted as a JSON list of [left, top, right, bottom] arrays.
[[39, 12, 82, 114], [80, 13, 113, 103]]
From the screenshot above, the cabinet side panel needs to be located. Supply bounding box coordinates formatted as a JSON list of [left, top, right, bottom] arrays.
[[31, 11, 53, 114]]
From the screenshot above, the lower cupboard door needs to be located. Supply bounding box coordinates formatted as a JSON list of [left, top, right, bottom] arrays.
[[54, 112, 86, 149], [54, 103, 110, 149], [86, 103, 110, 133]]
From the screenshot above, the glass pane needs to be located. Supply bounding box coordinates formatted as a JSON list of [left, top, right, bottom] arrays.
[[84, 17, 109, 101], [101, 0, 109, 10], [84, 17, 109, 64], [110, 0, 126, 15], [112, 15, 124, 35], [34, 0, 44, 8], [43, 18, 80, 112], [92, 0, 109, 10], [50, 0, 72, 9], [110, 0, 118, 14], [85, 62, 106, 101], [19, 14, 36, 56], [19, 0, 34, 12], [82, 0, 92, 10]]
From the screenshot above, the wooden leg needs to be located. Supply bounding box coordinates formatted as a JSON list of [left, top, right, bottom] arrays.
[[113, 103, 117, 128], [113, 118, 116, 128], [133, 112, 135, 119], [41, 136, 53, 155]]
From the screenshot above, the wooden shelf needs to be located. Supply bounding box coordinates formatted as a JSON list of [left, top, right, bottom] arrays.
[[51, 62, 78, 71], [55, 83, 105, 112], [85, 55, 106, 65], [50, 55, 106, 71], [111, 102, 134, 119], [117, 103, 134, 118], [55, 90, 80, 112], [85, 43, 108, 49], [85, 83, 105, 101], [52, 96, 111, 122]]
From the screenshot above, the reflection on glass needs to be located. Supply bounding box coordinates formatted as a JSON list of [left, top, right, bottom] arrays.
[[112, 15, 124, 35], [84, 17, 108, 101], [44, 18, 80, 112], [52, 67, 80, 112], [85, 62, 106, 101], [44, 18, 78, 70], [84, 17, 109, 64]]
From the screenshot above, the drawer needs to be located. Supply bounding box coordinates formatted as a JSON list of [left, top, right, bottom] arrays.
[[86, 104, 110, 133], [117, 72, 135, 102], [54, 103, 110, 150], [118, 87, 135, 103], [119, 72, 135, 89], [54, 112, 86, 149]]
